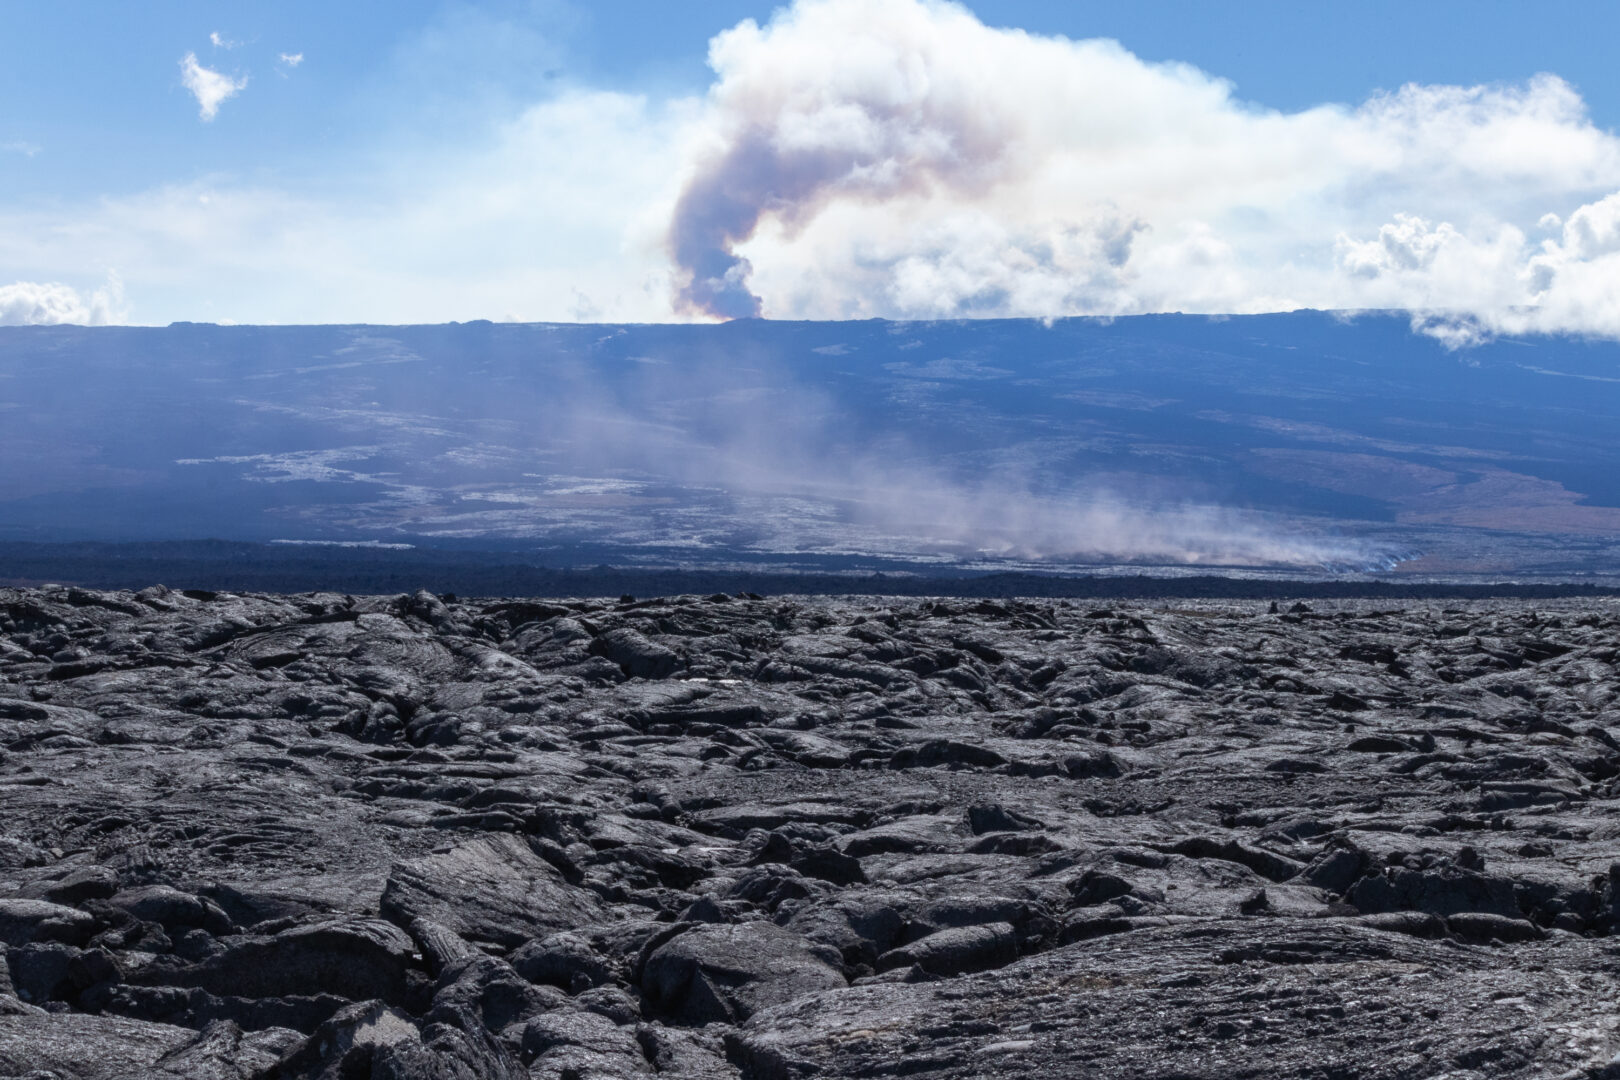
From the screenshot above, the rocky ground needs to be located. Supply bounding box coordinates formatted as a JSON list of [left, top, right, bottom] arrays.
[[2, 585, 1620, 1078]]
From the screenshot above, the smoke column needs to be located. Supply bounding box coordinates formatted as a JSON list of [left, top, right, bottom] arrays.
[[667, 0, 1027, 318]]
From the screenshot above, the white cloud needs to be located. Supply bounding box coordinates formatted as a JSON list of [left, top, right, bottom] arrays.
[[1559, 190, 1620, 260], [5, 0, 1620, 335], [1330, 192, 1620, 342], [179, 52, 247, 121], [209, 31, 239, 49], [0, 274, 125, 326], [278, 52, 303, 68], [2, 141, 40, 157], [1337, 214, 1459, 277]]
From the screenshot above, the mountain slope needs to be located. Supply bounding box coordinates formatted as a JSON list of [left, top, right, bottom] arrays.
[[3, 312, 1618, 576]]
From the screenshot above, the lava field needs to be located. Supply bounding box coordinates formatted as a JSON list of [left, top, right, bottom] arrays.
[[3, 585, 1620, 1078]]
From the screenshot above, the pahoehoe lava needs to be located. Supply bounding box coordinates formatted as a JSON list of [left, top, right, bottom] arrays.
[[3, 584, 1620, 1077]]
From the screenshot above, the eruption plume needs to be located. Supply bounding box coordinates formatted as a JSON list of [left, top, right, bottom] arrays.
[[667, 0, 1028, 318]]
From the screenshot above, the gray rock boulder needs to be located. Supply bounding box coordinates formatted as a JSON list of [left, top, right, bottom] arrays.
[[641, 922, 845, 1025], [168, 918, 417, 1004], [0, 898, 95, 947], [589, 628, 679, 680], [380, 835, 607, 950]]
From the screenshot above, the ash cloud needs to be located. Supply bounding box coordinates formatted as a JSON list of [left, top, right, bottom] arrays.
[[668, 0, 1144, 319]]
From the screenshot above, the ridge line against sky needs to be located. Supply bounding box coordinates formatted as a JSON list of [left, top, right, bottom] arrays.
[[4, 0, 1620, 343]]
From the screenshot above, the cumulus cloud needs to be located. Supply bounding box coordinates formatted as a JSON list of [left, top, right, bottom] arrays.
[[667, 0, 1620, 339], [1330, 191, 1620, 343], [0, 274, 125, 326], [278, 52, 304, 69], [209, 31, 239, 49], [180, 52, 247, 121]]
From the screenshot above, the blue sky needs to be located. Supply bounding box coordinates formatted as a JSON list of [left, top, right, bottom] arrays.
[[7, 1, 1619, 200], [5, 0, 1620, 333]]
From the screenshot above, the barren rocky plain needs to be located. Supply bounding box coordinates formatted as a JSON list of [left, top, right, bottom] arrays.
[[4, 584, 1620, 1078]]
